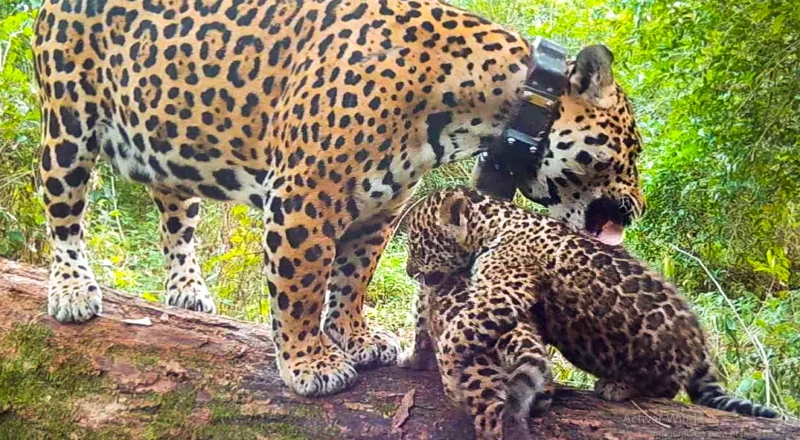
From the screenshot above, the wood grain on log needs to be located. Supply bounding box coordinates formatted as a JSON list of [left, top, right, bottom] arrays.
[[0, 258, 797, 439]]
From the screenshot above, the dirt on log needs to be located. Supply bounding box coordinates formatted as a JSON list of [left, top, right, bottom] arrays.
[[0, 258, 797, 439]]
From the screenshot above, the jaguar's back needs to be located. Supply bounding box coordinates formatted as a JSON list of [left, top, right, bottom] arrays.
[[33, 0, 536, 398]]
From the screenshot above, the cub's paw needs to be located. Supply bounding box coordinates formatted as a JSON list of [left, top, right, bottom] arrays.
[[529, 382, 556, 416], [48, 270, 102, 323], [594, 379, 638, 401], [398, 347, 439, 371], [278, 338, 358, 396], [166, 283, 216, 314], [343, 327, 401, 368], [502, 412, 533, 440]]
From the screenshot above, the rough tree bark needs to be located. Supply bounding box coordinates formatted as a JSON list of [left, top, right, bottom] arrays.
[[0, 259, 797, 439]]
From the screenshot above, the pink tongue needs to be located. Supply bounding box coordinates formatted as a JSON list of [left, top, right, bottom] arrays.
[[596, 221, 625, 246]]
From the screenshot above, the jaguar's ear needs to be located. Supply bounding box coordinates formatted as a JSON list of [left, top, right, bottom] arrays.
[[570, 45, 616, 109], [438, 192, 470, 245]]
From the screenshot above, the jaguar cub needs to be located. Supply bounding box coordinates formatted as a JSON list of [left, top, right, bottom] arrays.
[[400, 188, 777, 438], [399, 268, 554, 440]]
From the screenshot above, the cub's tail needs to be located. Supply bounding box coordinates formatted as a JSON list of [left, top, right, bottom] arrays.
[[687, 363, 777, 418]]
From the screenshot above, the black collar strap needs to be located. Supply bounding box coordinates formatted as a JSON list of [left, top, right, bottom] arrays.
[[473, 37, 568, 200], [508, 37, 568, 144]]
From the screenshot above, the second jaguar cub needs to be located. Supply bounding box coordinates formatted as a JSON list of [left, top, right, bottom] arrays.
[[400, 188, 776, 439]]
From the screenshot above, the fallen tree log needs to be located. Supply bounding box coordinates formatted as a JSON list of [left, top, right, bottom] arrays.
[[0, 258, 797, 439]]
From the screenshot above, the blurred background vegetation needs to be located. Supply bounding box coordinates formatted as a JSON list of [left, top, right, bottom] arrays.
[[0, 0, 797, 417]]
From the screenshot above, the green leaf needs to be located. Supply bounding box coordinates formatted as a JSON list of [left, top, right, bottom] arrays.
[[142, 292, 160, 302], [7, 230, 24, 243], [231, 205, 248, 216]]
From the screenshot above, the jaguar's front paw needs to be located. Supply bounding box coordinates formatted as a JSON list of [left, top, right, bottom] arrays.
[[48, 265, 102, 323], [277, 336, 358, 396], [343, 326, 401, 368], [166, 277, 216, 314]]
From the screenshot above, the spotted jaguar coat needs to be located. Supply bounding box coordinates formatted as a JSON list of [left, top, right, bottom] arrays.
[[34, 0, 644, 396], [401, 189, 777, 439]]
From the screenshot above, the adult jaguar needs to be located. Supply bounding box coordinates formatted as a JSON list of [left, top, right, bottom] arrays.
[[34, 0, 645, 396]]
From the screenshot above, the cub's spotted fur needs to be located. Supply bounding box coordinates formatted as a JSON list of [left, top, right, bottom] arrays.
[[401, 188, 777, 438], [399, 269, 554, 440], [35, 0, 644, 396]]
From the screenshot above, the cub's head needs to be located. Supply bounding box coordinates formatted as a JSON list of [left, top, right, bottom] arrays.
[[484, 45, 645, 245], [404, 189, 480, 284]]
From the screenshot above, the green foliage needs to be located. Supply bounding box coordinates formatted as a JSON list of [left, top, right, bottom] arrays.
[[365, 238, 419, 342], [201, 203, 269, 321], [749, 247, 792, 289], [0, 0, 797, 419], [625, 0, 800, 295], [0, 6, 44, 262]]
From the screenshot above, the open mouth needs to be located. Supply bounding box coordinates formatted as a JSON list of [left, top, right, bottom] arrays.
[[584, 197, 630, 246]]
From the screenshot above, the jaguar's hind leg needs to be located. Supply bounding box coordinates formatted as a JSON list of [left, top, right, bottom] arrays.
[[149, 188, 215, 313], [495, 323, 555, 418], [263, 205, 357, 397], [39, 105, 101, 323], [457, 354, 507, 440]]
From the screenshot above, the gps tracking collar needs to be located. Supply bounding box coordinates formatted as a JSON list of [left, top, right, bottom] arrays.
[[473, 37, 568, 200]]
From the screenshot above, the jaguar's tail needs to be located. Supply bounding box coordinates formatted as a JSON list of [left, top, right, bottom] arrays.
[[687, 362, 777, 418]]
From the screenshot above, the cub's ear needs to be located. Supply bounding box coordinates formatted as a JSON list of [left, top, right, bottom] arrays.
[[570, 45, 616, 109], [438, 192, 470, 245]]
